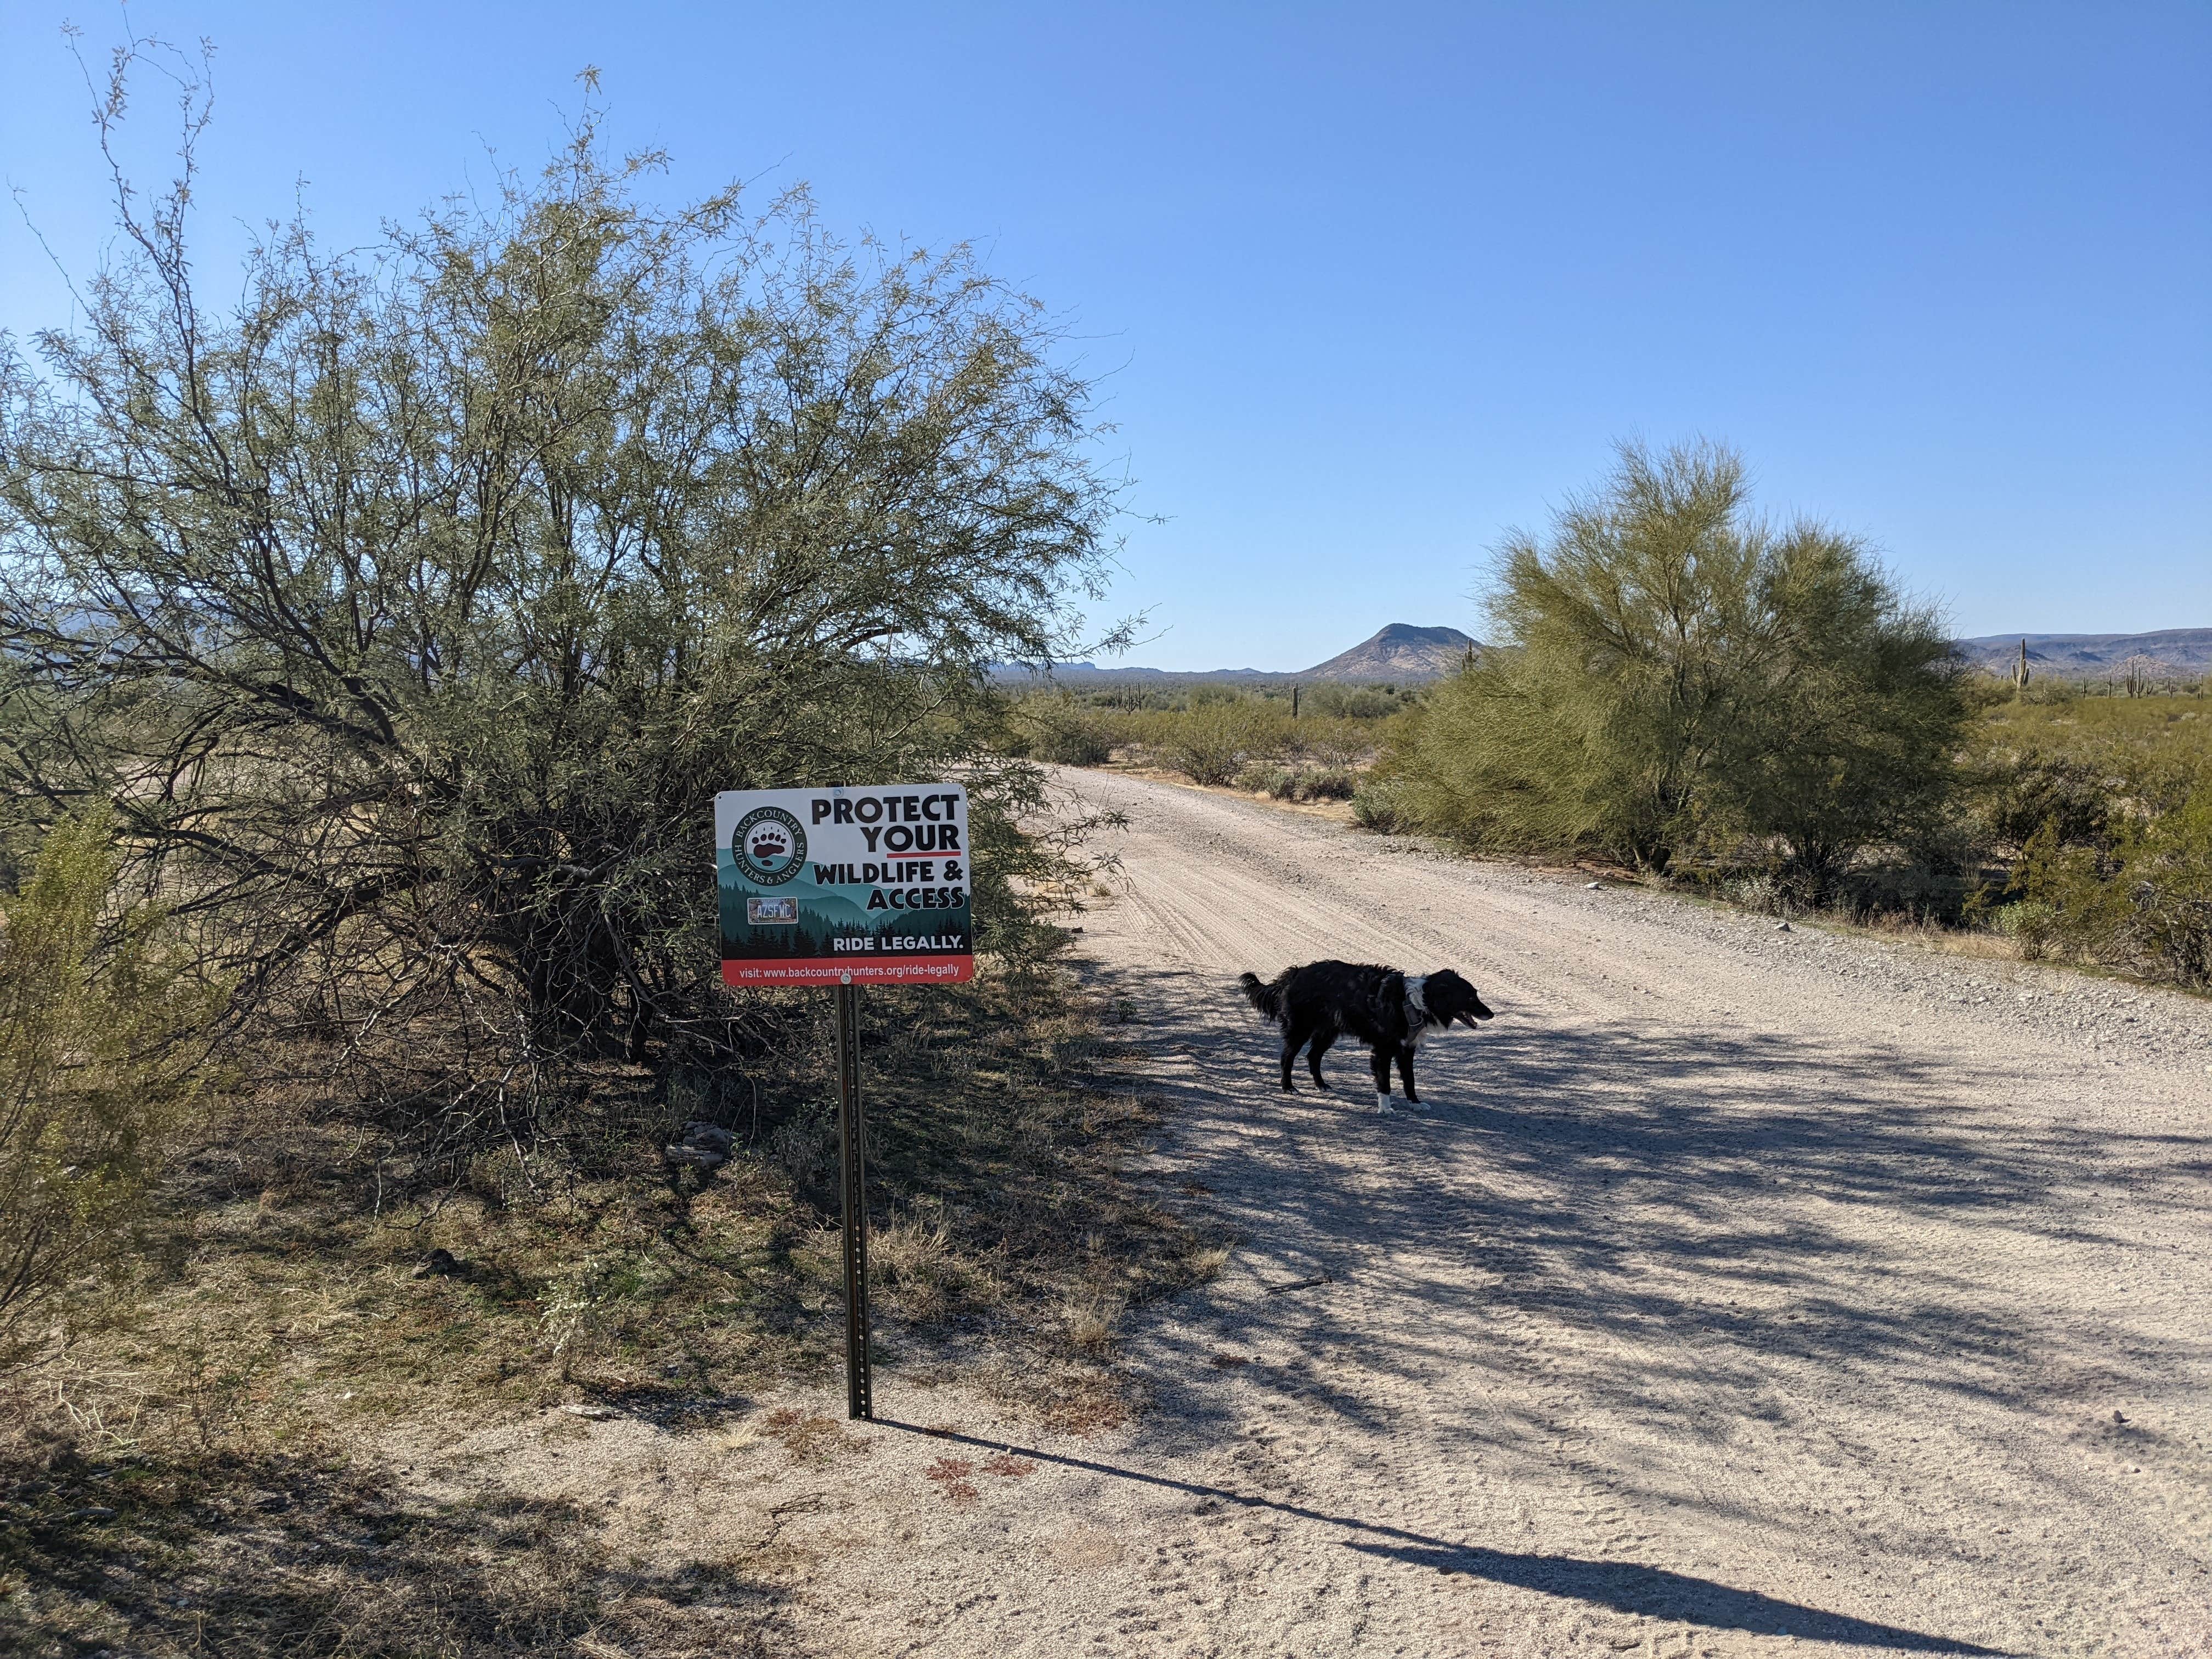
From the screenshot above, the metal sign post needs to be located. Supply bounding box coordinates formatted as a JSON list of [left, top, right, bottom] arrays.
[[712, 782, 977, 1427], [832, 974, 871, 1420]]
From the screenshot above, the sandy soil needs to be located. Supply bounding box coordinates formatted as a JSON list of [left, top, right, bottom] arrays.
[[413, 769, 2212, 1657]]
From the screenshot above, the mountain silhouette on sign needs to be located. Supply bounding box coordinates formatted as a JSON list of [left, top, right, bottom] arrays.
[[1296, 624, 1481, 681]]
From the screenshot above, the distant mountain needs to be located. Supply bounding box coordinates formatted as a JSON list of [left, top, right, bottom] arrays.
[[993, 622, 1482, 685], [1007, 623, 2210, 686], [1954, 629, 2212, 676], [993, 660, 1276, 684], [1297, 624, 1481, 681]]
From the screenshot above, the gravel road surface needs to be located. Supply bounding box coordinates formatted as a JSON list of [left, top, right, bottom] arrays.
[[431, 769, 2212, 1657]]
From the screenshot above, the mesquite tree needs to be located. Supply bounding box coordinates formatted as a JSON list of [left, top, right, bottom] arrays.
[[0, 57, 1124, 1155]]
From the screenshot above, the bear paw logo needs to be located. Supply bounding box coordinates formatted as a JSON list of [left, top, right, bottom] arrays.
[[732, 806, 808, 885]]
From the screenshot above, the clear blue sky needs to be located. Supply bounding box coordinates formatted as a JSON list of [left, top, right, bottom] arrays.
[[4, 3, 2205, 670]]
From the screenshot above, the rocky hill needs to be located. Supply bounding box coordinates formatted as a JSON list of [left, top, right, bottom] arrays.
[[1010, 623, 2208, 687], [1296, 623, 1480, 681], [1954, 629, 2212, 677], [997, 622, 1482, 684]]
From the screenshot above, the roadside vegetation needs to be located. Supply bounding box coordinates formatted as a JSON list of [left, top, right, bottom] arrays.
[[1365, 442, 2211, 991], [0, 49, 1209, 1655], [1974, 689, 2212, 988], [1015, 442, 2211, 997], [1006, 680, 1413, 799]]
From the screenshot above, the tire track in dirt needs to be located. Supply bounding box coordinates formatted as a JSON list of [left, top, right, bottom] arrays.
[[1039, 769, 2211, 1658], [470, 769, 2210, 1658]]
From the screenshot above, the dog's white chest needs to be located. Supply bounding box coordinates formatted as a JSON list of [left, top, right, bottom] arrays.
[[1404, 975, 1431, 1048]]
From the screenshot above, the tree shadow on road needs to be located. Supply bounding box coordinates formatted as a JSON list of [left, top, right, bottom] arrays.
[[1082, 957, 2200, 1474]]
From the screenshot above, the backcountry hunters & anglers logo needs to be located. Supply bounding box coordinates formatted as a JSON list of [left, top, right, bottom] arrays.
[[732, 806, 808, 885]]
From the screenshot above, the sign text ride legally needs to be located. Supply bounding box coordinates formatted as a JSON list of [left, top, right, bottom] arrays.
[[715, 785, 975, 988]]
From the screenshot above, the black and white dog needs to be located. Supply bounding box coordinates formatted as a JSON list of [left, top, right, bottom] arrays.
[[1238, 961, 1494, 1114]]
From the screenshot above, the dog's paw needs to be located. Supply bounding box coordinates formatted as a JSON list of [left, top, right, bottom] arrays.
[[1373, 1094, 1395, 1115]]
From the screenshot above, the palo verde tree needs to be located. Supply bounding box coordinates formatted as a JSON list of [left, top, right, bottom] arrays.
[[1719, 529, 1965, 893], [0, 49, 1125, 1159], [1392, 441, 1963, 884]]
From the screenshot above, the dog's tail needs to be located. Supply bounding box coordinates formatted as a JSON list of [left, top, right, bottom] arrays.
[[1238, 970, 1285, 1025]]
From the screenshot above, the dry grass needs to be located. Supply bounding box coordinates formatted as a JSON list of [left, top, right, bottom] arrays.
[[1061, 1295, 1122, 1357], [0, 969, 1219, 1654], [1183, 1243, 1233, 1280], [871, 1211, 998, 1323]]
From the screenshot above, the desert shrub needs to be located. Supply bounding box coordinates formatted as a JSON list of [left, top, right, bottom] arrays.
[[1724, 872, 1785, 915], [1351, 778, 1415, 834], [1032, 720, 1116, 767], [1235, 763, 1298, 798], [1302, 683, 1402, 719], [0, 810, 217, 1352], [1387, 441, 1965, 882], [1974, 751, 2114, 850], [1014, 698, 1117, 766], [1295, 715, 1387, 769], [2020, 792, 2212, 988], [1062, 696, 1378, 782], [1079, 684, 1180, 713], [1303, 766, 1358, 800], [1160, 701, 1289, 786], [1163, 707, 1250, 785], [1227, 762, 1359, 803], [1990, 898, 2060, 960]]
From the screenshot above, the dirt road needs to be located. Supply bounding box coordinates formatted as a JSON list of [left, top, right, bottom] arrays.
[[437, 769, 2212, 1656]]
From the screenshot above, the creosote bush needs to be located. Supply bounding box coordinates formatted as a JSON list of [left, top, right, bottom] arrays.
[[1009, 696, 1118, 766], [1963, 703, 2212, 987], [2017, 789, 2212, 989], [1350, 780, 1415, 834], [1975, 752, 2114, 851], [1159, 700, 1284, 786]]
